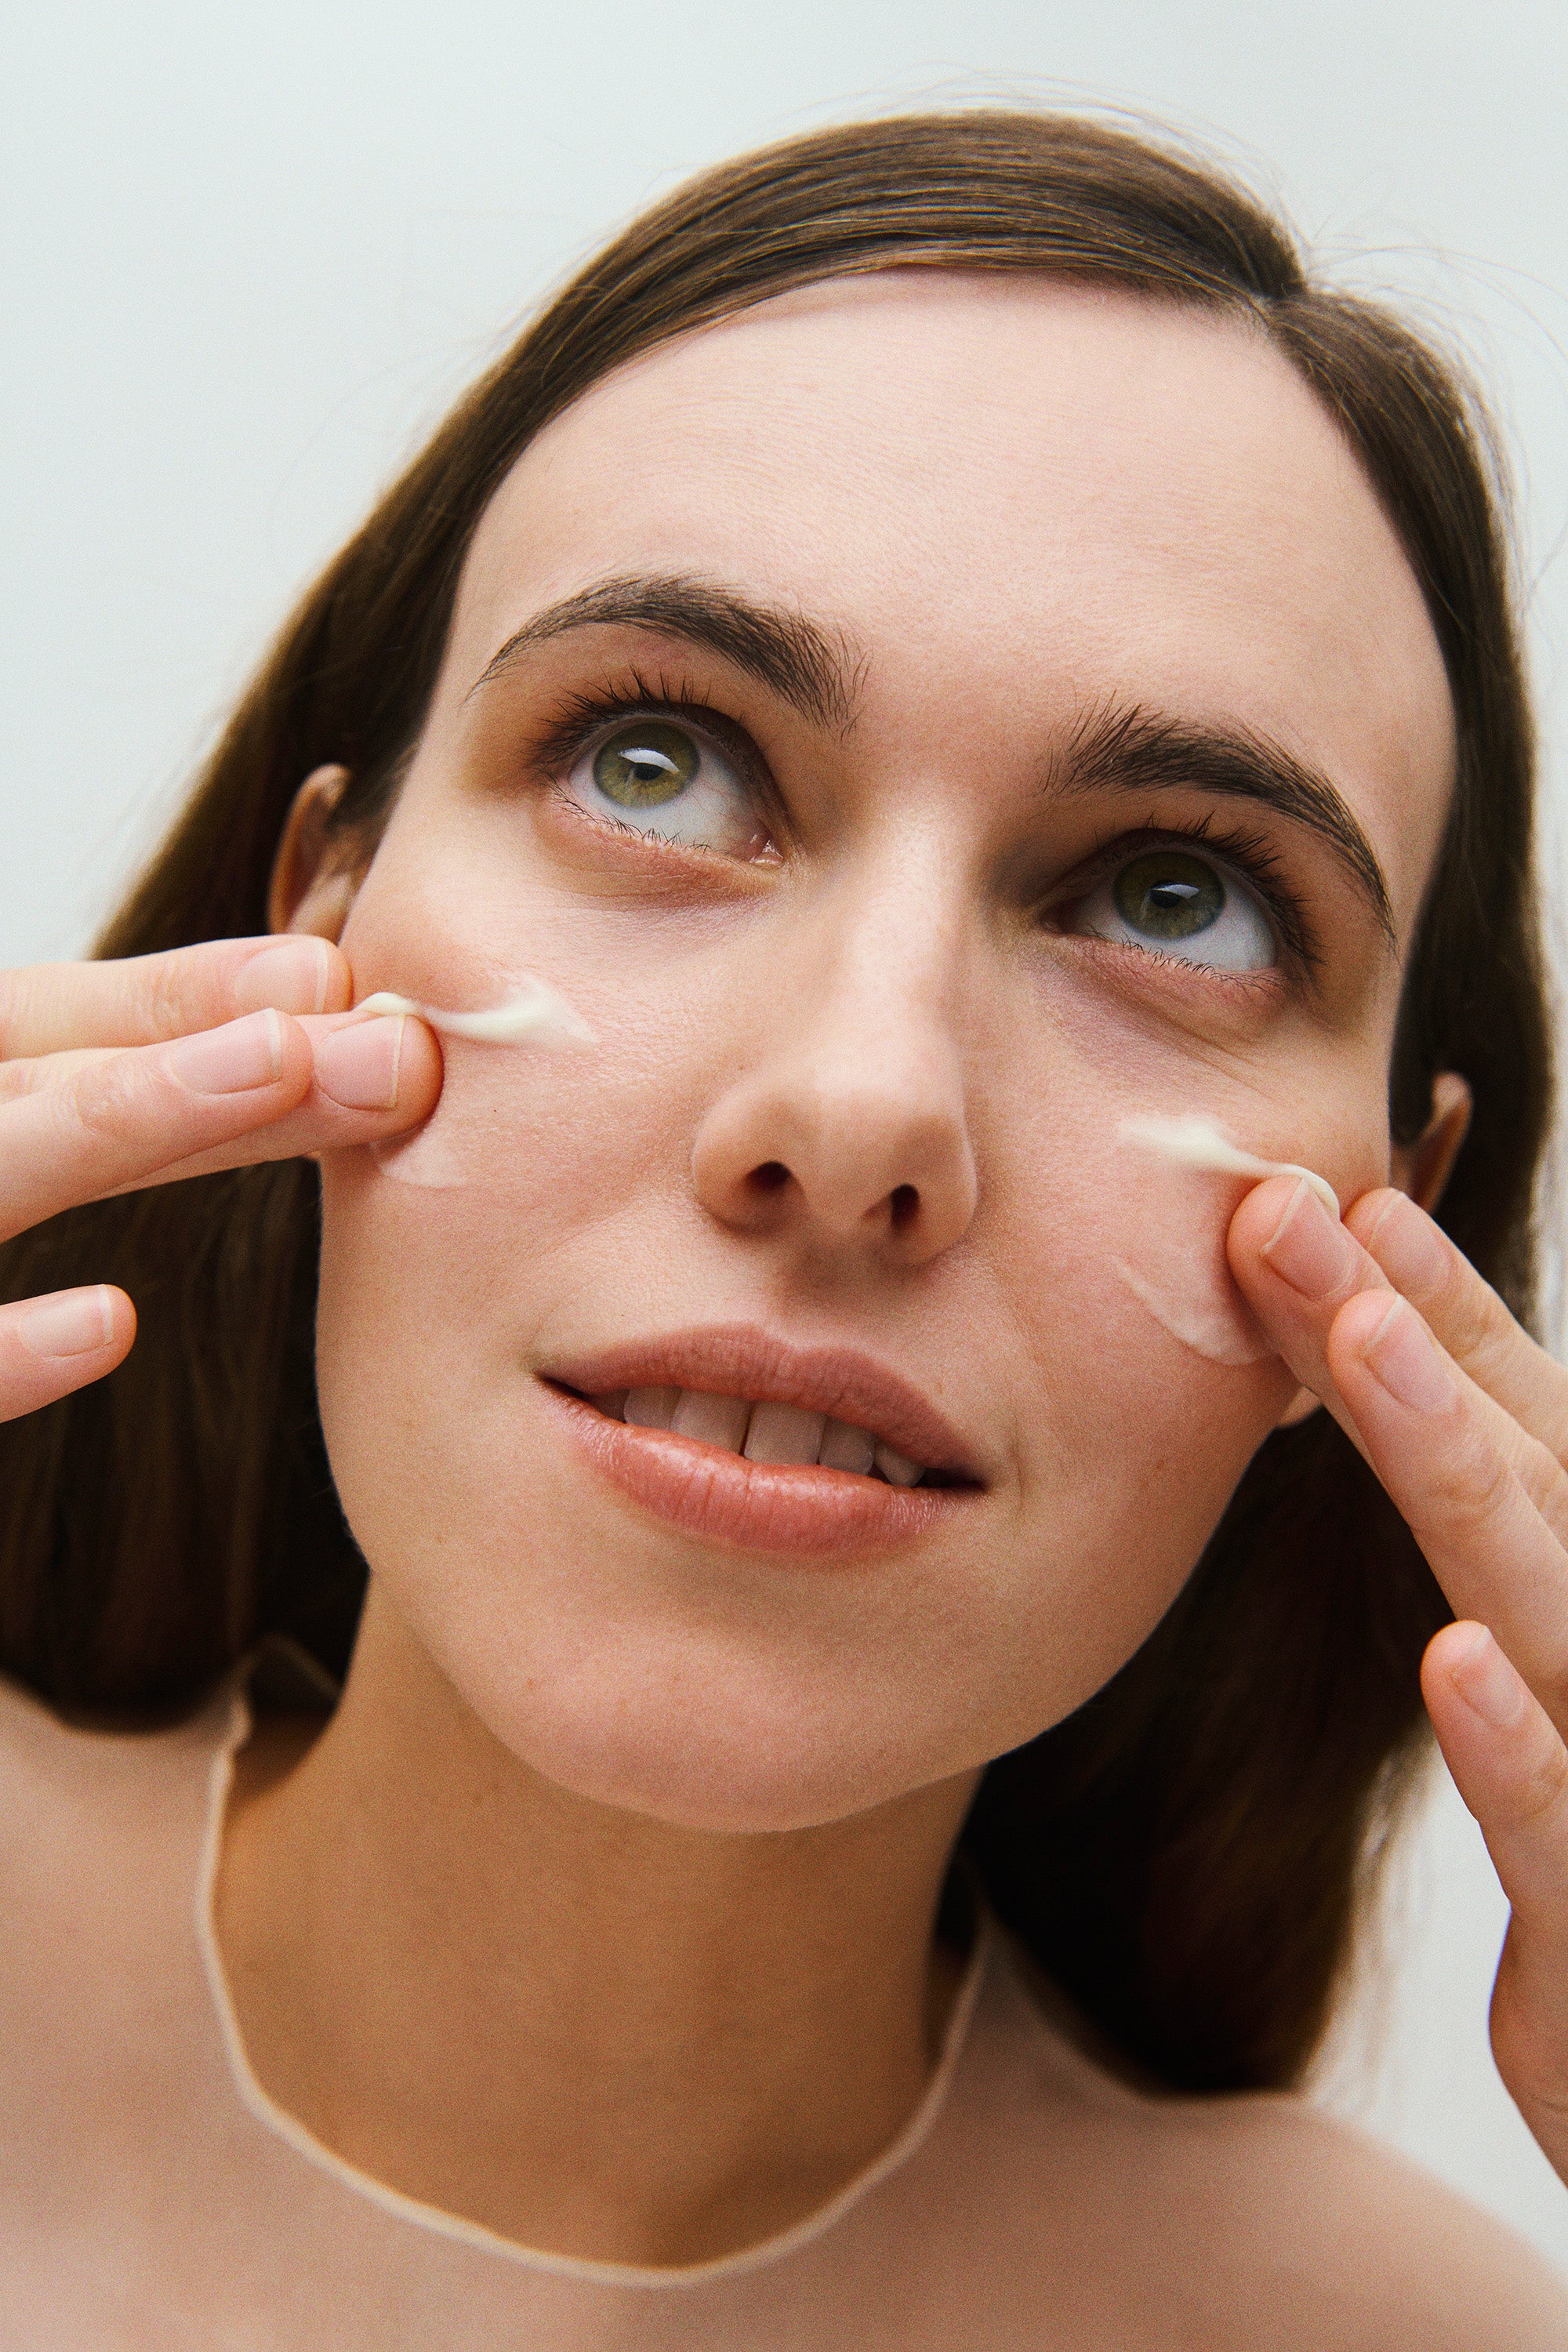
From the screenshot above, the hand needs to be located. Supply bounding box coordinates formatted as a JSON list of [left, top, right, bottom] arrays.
[[0, 935, 441, 1422], [1230, 1174, 1568, 2183]]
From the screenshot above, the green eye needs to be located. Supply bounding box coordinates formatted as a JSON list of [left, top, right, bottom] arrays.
[[1112, 851, 1226, 941], [592, 722, 699, 808], [1072, 844, 1276, 972], [567, 711, 771, 859]]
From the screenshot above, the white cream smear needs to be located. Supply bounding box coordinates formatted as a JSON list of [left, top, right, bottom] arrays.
[[1112, 1115, 1340, 1366], [1119, 1115, 1339, 1218], [361, 978, 594, 1188], [356, 981, 596, 1048]]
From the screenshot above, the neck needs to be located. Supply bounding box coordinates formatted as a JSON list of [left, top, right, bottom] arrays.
[[215, 1581, 979, 2267]]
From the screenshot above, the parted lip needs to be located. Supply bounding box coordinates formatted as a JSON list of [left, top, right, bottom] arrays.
[[542, 1324, 985, 1483]]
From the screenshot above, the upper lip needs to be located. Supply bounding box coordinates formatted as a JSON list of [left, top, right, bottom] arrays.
[[543, 1324, 985, 1483]]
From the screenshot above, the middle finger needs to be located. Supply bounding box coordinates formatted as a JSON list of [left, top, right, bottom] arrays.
[[1347, 1186, 1568, 1459]]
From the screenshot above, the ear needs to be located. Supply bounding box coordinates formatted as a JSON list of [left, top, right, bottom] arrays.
[[1270, 1071, 1472, 1434], [1389, 1069, 1472, 1213], [268, 764, 361, 940]]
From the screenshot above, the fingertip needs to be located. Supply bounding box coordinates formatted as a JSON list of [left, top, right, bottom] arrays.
[[267, 1008, 321, 1103], [1423, 1617, 1490, 1696], [308, 1010, 441, 1117], [233, 936, 353, 1020], [1425, 1618, 1530, 1734], [1326, 1279, 1401, 1355], [1343, 1185, 1406, 1251], [314, 939, 354, 1015], [0, 1283, 141, 1425], [100, 1282, 138, 1352], [393, 1011, 445, 1123], [10, 1283, 135, 1370], [1225, 1171, 1305, 1278]]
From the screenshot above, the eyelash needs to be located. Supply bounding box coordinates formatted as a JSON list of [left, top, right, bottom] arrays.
[[526, 680, 1319, 972]]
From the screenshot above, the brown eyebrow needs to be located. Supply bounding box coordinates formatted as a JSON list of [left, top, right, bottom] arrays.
[[468, 573, 861, 733], [1060, 700, 1397, 946]]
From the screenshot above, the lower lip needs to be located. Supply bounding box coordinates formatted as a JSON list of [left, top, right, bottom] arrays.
[[543, 1385, 976, 1556]]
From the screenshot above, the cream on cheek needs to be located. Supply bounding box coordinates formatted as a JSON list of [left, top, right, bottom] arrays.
[[360, 977, 593, 1187], [1112, 1114, 1341, 1366], [358, 979, 594, 1047]]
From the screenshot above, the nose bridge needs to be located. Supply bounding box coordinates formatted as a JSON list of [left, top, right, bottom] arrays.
[[815, 803, 963, 1013], [690, 825, 980, 1262]]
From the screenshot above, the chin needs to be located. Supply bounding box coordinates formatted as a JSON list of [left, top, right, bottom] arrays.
[[410, 1586, 973, 1832]]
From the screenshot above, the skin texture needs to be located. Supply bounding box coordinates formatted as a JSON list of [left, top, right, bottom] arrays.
[[5, 275, 1567, 2315]]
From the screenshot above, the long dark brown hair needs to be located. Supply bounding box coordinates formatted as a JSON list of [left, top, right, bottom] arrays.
[[0, 112, 1549, 2095]]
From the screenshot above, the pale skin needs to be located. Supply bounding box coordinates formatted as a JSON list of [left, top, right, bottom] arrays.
[[5, 276, 1568, 2313]]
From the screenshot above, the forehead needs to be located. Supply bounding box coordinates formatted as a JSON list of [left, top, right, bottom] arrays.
[[455, 273, 1455, 925]]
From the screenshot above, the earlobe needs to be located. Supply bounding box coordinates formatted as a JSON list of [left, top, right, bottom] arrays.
[[268, 764, 360, 941], [1390, 1070, 1472, 1214]]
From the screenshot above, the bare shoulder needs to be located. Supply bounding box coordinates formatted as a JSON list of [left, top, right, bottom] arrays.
[[988, 1949, 1568, 2349], [0, 1667, 230, 2024], [1156, 2084, 1568, 2350], [0, 1664, 223, 1849]]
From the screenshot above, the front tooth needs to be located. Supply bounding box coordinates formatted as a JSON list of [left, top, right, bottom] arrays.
[[874, 1440, 924, 1486], [670, 1390, 752, 1452], [623, 1385, 679, 1430], [818, 1417, 876, 1475], [744, 1402, 828, 1465]]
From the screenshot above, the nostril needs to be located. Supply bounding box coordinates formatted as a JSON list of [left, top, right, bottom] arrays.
[[748, 1160, 791, 1196], [889, 1183, 919, 1230]]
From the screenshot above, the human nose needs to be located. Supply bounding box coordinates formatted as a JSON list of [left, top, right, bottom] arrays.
[[689, 866, 979, 1268]]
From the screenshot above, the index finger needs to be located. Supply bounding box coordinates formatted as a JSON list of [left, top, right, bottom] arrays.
[[1227, 1172, 1392, 1457], [0, 936, 352, 1058]]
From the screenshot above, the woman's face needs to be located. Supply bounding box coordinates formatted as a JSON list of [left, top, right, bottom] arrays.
[[314, 274, 1455, 1831]]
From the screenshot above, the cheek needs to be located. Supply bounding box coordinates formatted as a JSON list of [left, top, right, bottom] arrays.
[[1112, 1163, 1271, 1365], [988, 1145, 1288, 1702], [984, 1051, 1386, 1697]]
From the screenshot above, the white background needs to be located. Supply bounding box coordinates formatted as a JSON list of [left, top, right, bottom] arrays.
[[6, 0, 1568, 2272]]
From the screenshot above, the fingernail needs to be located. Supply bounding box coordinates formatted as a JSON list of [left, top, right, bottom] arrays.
[[1360, 1296, 1456, 1414], [1359, 1190, 1449, 1299], [1450, 1624, 1528, 1731], [17, 1286, 114, 1359], [167, 1010, 285, 1096], [233, 938, 333, 1016], [315, 1014, 405, 1112], [1261, 1178, 1355, 1299]]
